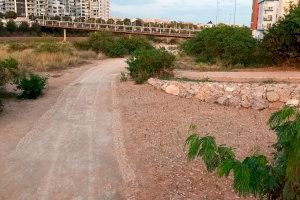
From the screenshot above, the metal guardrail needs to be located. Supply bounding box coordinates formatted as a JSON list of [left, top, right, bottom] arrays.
[[36, 20, 200, 38]]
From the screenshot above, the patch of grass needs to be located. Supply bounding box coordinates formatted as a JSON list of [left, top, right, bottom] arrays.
[[0, 42, 97, 71]]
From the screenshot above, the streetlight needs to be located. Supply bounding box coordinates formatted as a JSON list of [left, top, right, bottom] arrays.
[[216, 0, 220, 24], [234, 0, 237, 25]]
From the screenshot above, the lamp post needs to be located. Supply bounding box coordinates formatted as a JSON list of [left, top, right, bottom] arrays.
[[216, 0, 220, 24], [234, 0, 237, 25]]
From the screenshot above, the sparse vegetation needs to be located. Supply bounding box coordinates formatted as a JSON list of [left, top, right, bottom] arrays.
[[16, 74, 48, 99], [0, 40, 97, 71], [127, 48, 175, 84], [186, 106, 300, 199]]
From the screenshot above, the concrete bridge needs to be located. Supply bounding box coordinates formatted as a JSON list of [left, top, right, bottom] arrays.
[[36, 20, 200, 39]]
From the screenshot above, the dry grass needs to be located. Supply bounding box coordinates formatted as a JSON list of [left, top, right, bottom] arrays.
[[0, 42, 97, 72], [175, 54, 226, 71]]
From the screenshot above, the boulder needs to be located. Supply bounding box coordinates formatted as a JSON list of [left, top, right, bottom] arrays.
[[165, 85, 180, 96], [266, 91, 279, 102], [286, 99, 299, 107]]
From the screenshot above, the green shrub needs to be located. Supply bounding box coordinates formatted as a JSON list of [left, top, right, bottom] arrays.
[[16, 74, 47, 99], [73, 40, 91, 50], [127, 48, 175, 84], [35, 42, 74, 54], [261, 5, 300, 65], [88, 31, 115, 54], [186, 106, 300, 199], [30, 22, 41, 35], [5, 20, 17, 33], [182, 25, 260, 67], [118, 36, 154, 54], [18, 21, 30, 33], [0, 57, 19, 86], [88, 31, 154, 57]]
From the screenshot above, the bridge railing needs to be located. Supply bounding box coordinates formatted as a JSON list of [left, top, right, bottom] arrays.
[[36, 20, 200, 38]]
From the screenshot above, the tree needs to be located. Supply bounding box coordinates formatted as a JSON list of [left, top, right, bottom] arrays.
[[18, 21, 30, 33], [107, 18, 115, 24], [5, 11, 17, 19], [5, 20, 17, 33], [96, 18, 106, 24], [123, 18, 131, 25], [186, 106, 300, 199], [261, 4, 300, 64], [86, 18, 96, 23], [181, 25, 260, 67], [0, 12, 4, 19], [30, 22, 41, 34], [62, 16, 72, 21], [134, 19, 143, 26]]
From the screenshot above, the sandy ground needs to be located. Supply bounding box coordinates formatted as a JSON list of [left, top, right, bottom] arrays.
[[175, 70, 300, 83], [0, 59, 128, 199], [0, 58, 278, 200], [117, 81, 276, 200]]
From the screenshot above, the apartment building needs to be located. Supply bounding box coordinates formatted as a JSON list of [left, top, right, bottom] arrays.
[[0, 0, 110, 19], [251, 0, 299, 38]]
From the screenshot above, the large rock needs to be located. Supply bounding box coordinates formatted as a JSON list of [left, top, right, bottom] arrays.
[[217, 96, 228, 105], [286, 99, 299, 107], [165, 85, 180, 96], [252, 99, 269, 110], [266, 91, 279, 102]]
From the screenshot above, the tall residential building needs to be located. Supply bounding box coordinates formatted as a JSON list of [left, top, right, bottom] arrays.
[[0, 0, 110, 19], [252, 0, 299, 38]]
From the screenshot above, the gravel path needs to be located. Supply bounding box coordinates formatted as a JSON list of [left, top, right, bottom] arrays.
[[175, 70, 300, 83], [0, 59, 128, 199], [117, 81, 276, 200]]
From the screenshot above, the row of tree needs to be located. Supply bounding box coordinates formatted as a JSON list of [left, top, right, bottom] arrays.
[[0, 20, 41, 36], [0, 11, 18, 19]]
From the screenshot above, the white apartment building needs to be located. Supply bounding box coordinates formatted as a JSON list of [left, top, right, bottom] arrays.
[[255, 0, 299, 38], [257, 0, 279, 31], [0, 0, 110, 19]]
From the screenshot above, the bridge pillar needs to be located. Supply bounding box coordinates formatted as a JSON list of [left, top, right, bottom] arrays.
[[63, 29, 67, 42]]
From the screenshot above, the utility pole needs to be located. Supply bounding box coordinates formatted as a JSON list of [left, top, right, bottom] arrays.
[[234, 0, 237, 25], [216, 0, 220, 25]]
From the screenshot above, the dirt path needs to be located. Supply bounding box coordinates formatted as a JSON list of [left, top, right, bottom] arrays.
[[175, 70, 300, 83], [0, 58, 128, 199]]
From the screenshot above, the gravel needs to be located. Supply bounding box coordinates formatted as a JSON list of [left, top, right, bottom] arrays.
[[117, 81, 276, 200]]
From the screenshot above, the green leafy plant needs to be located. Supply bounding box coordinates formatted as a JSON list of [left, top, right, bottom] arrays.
[[127, 48, 175, 84], [35, 42, 74, 54], [5, 19, 17, 33], [261, 5, 300, 65], [0, 57, 19, 86], [88, 31, 153, 57], [186, 107, 300, 199], [16, 74, 48, 99], [181, 25, 261, 67]]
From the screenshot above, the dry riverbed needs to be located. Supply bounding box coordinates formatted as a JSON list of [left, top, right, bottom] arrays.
[[117, 81, 276, 200], [0, 58, 277, 199]]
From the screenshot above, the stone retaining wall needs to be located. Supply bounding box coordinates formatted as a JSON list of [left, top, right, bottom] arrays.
[[148, 78, 300, 110]]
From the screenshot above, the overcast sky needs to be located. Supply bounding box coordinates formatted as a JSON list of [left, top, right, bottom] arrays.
[[110, 0, 252, 26]]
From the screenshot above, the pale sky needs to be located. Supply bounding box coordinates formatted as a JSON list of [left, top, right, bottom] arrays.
[[111, 0, 252, 26]]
